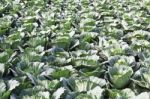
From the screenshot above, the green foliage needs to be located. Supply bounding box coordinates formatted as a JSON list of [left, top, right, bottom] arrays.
[[0, 0, 150, 98]]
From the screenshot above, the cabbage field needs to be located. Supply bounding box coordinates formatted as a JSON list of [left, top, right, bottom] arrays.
[[0, 0, 150, 99]]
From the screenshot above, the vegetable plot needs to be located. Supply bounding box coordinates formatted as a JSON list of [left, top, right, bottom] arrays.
[[0, 0, 150, 99]]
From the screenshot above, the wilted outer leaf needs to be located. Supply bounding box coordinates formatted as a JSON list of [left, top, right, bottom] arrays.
[[7, 79, 20, 91], [135, 92, 150, 99], [87, 86, 104, 99], [0, 80, 6, 95], [0, 63, 5, 77], [52, 87, 66, 99]]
